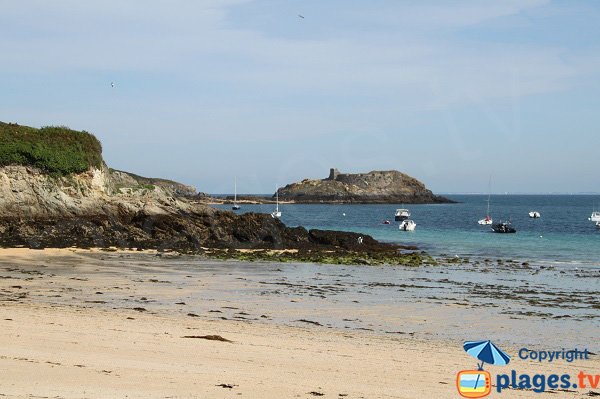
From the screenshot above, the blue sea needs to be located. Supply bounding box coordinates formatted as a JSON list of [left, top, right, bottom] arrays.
[[212, 195, 600, 267]]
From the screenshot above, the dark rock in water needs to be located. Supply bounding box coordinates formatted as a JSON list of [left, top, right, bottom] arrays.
[[276, 168, 453, 204]]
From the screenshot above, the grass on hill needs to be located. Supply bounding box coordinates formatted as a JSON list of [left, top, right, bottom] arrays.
[[0, 122, 103, 176]]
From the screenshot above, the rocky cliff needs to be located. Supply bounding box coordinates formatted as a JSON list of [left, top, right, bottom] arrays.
[[276, 168, 453, 204], [0, 164, 401, 256], [0, 123, 412, 262]]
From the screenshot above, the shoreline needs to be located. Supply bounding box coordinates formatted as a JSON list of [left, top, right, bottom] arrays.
[[199, 197, 456, 205], [0, 248, 597, 398], [0, 241, 426, 266], [1, 248, 597, 344], [0, 249, 598, 398]]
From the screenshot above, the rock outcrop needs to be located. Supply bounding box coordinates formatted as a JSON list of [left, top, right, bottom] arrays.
[[0, 164, 399, 252], [110, 169, 197, 197], [276, 168, 453, 204], [0, 165, 195, 218], [0, 123, 412, 259]]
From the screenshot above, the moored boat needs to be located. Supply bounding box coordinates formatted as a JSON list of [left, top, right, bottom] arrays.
[[399, 219, 416, 231], [394, 208, 410, 221], [232, 178, 241, 210], [478, 177, 493, 225], [528, 211, 541, 218], [478, 215, 492, 225], [589, 211, 600, 222], [491, 221, 516, 233], [271, 187, 282, 218]]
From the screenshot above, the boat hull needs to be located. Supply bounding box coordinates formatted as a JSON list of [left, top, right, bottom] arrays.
[[399, 220, 416, 231], [491, 223, 516, 233], [394, 209, 410, 222]]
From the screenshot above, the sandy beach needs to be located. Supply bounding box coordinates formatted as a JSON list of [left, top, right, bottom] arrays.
[[0, 249, 598, 398]]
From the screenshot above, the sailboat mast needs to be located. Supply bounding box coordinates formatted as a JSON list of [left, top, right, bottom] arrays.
[[486, 176, 492, 216], [234, 178, 237, 203]]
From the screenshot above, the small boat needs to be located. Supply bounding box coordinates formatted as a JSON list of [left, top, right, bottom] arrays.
[[589, 211, 600, 222], [271, 187, 282, 218], [491, 221, 516, 233], [399, 219, 416, 231], [232, 178, 241, 210], [478, 177, 493, 225], [478, 215, 492, 225], [528, 211, 541, 218], [394, 208, 410, 221], [596, 221, 600, 229], [382, 220, 391, 225]]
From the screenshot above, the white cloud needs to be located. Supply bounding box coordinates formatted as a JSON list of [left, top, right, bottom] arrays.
[[0, 0, 582, 109], [2, 0, 599, 192]]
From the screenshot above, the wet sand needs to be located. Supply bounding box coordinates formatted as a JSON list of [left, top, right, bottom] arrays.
[[0, 249, 598, 398]]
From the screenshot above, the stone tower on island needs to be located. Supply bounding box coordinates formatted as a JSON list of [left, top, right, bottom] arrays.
[[327, 168, 340, 180]]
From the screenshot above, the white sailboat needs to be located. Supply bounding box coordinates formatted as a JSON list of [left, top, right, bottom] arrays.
[[271, 186, 282, 218], [232, 178, 240, 210], [478, 178, 493, 225]]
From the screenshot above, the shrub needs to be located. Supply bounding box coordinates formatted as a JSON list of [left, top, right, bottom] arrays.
[[0, 122, 103, 175]]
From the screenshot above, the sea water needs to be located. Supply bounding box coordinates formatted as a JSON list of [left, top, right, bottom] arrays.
[[213, 195, 600, 267]]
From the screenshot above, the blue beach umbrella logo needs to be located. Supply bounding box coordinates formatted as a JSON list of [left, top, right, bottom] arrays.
[[463, 340, 511, 370], [456, 340, 510, 398]]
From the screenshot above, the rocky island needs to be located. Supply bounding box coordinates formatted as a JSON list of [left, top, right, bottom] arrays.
[[276, 168, 453, 204], [0, 122, 423, 265]]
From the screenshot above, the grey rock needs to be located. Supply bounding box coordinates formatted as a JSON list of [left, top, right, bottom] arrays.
[[276, 168, 453, 204]]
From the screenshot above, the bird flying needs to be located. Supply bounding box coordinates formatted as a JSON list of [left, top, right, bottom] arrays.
[[298, 14, 304, 19]]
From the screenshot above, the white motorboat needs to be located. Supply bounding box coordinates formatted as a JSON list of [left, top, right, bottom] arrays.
[[271, 187, 282, 218], [232, 178, 241, 210], [394, 208, 410, 221], [589, 211, 600, 222], [399, 219, 416, 231], [528, 211, 541, 218]]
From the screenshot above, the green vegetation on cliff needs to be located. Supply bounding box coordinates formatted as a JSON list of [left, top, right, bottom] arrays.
[[0, 122, 102, 176]]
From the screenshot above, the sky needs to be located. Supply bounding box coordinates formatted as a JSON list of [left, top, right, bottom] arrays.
[[1, 0, 599, 194]]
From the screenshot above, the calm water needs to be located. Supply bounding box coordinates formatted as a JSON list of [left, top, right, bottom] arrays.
[[213, 195, 600, 267]]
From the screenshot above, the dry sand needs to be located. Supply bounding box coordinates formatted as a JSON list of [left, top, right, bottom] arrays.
[[0, 249, 597, 398]]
